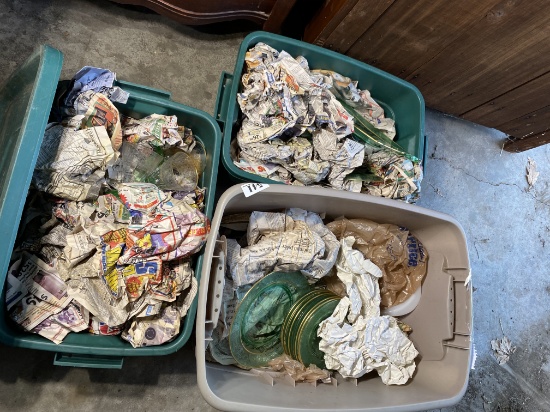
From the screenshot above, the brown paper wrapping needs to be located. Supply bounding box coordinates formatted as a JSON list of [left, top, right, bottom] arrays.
[[327, 218, 428, 307]]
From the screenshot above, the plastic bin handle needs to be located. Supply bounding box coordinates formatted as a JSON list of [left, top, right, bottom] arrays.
[[54, 353, 124, 369], [204, 237, 227, 342], [116, 79, 172, 100], [213, 71, 234, 129]]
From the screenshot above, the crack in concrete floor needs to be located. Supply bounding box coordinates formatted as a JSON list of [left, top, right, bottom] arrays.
[[429, 155, 550, 208]]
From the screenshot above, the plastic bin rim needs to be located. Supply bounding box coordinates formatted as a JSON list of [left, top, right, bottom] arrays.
[[218, 184, 467, 234], [126, 90, 222, 132], [239, 31, 426, 106]]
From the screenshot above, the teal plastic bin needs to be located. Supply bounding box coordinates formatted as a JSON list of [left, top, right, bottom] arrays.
[[0, 46, 221, 368], [215, 31, 426, 185]]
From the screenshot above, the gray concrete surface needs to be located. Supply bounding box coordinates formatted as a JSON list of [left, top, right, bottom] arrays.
[[422, 113, 550, 412], [1, 0, 549, 411]]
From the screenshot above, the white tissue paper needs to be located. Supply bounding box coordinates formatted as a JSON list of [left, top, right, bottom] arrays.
[[317, 236, 418, 385]]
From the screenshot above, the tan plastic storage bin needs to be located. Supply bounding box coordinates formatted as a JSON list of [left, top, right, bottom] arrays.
[[196, 185, 472, 412]]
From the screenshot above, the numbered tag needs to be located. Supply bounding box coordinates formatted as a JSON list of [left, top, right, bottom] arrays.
[[241, 183, 269, 198]]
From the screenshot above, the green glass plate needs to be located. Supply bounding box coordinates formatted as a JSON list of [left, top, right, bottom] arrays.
[[228, 271, 310, 368], [281, 290, 334, 356], [290, 294, 337, 361], [296, 297, 340, 368], [287, 294, 334, 359]]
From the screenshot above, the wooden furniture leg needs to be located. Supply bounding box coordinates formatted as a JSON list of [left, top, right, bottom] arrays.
[[263, 0, 298, 33]]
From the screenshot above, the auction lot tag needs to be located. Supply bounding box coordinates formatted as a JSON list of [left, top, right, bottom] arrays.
[[241, 183, 269, 197]]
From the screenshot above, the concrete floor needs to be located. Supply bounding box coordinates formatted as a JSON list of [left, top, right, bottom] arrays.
[[1, 0, 549, 411]]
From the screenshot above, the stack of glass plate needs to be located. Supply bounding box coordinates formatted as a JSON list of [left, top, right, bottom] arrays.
[[281, 289, 340, 369], [228, 271, 310, 368]]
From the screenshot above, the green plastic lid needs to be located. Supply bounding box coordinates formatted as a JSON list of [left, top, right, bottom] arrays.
[[0, 45, 63, 284]]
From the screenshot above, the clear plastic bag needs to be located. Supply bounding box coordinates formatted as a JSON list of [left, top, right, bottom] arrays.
[[268, 354, 330, 383]]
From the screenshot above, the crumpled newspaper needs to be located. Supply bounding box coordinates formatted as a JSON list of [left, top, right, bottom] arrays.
[[310, 69, 396, 139], [33, 318, 70, 344], [52, 302, 90, 332], [333, 237, 383, 322], [58, 185, 206, 326], [238, 136, 331, 185], [8, 183, 206, 345], [118, 182, 167, 214], [317, 236, 418, 385], [313, 130, 365, 190], [122, 277, 197, 348], [9, 253, 72, 314], [33, 302, 90, 344], [359, 150, 423, 203], [88, 316, 124, 335], [66, 275, 130, 326], [123, 114, 182, 147], [117, 185, 209, 263], [233, 43, 420, 202], [71, 91, 123, 151], [235, 43, 360, 189], [6, 253, 90, 344], [32, 125, 116, 201], [226, 208, 339, 287], [37, 82, 125, 203]]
